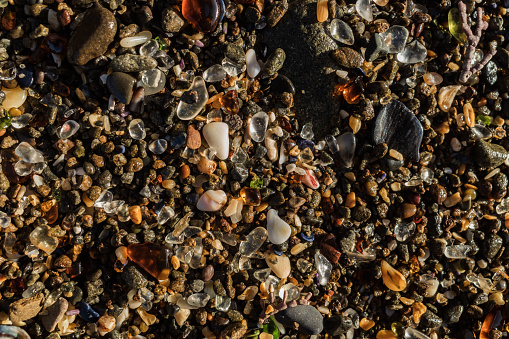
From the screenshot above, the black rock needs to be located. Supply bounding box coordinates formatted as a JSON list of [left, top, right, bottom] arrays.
[[444, 305, 463, 324], [373, 100, 423, 161], [274, 305, 323, 335], [420, 310, 443, 328], [365, 33, 387, 62], [271, 74, 296, 95], [18, 64, 34, 88], [472, 140, 508, 168], [483, 60, 498, 86], [483, 234, 503, 259], [323, 315, 352, 336], [107, 72, 136, 104]]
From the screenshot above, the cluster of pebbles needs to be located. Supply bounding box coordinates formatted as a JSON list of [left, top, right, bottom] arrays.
[[1, 0, 509, 338]]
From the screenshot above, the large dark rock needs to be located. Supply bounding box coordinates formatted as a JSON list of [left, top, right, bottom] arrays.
[[67, 4, 117, 65], [472, 140, 508, 168], [274, 305, 323, 334]]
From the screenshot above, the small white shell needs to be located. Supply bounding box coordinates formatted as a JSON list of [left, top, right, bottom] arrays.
[[267, 209, 291, 244], [197, 190, 227, 212]]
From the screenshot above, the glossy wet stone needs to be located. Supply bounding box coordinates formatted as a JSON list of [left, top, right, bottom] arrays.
[[472, 140, 508, 168], [182, 0, 225, 33], [202, 122, 229, 160], [107, 72, 136, 104], [67, 4, 117, 65], [177, 76, 208, 120], [126, 242, 171, 280], [267, 209, 291, 244], [274, 304, 324, 335], [373, 100, 423, 161]]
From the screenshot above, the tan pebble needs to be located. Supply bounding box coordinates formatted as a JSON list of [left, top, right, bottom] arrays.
[[412, 302, 427, 324], [443, 192, 461, 208], [390, 182, 401, 192], [171, 255, 180, 270], [129, 205, 142, 224], [359, 318, 375, 331], [388, 149, 403, 161], [349, 116, 361, 134], [381, 260, 407, 291], [162, 179, 176, 189], [345, 192, 356, 208], [463, 102, 475, 127], [316, 0, 328, 22], [180, 165, 190, 180], [400, 203, 416, 218], [400, 297, 415, 305], [450, 138, 461, 152], [197, 157, 217, 175], [344, 172, 356, 181], [115, 246, 128, 264], [377, 330, 397, 339], [447, 62, 460, 71], [187, 125, 201, 150], [82, 193, 94, 207], [255, 202, 269, 212]]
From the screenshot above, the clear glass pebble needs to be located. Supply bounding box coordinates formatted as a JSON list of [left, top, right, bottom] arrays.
[[356, 0, 373, 22], [420, 274, 439, 297], [397, 40, 427, 64], [325, 135, 339, 154], [380, 26, 409, 53], [175, 246, 193, 263], [279, 283, 300, 301], [21, 281, 45, 299], [300, 123, 314, 140], [250, 112, 269, 142], [0, 61, 17, 80], [405, 327, 431, 339], [158, 206, 175, 225], [139, 39, 159, 57], [420, 168, 433, 184], [14, 160, 35, 176], [207, 109, 222, 123], [496, 198, 509, 214], [117, 204, 131, 222], [231, 147, 248, 163], [338, 132, 356, 168], [253, 268, 272, 282], [0, 211, 11, 228], [203, 64, 227, 82], [444, 244, 471, 259], [11, 113, 32, 128], [103, 200, 125, 214], [187, 293, 210, 308], [330, 19, 355, 45], [165, 232, 184, 244], [177, 76, 209, 120], [59, 120, 80, 139], [315, 252, 332, 285], [471, 124, 492, 140], [394, 221, 416, 242], [189, 238, 203, 269], [139, 69, 166, 96], [222, 57, 246, 77], [15, 142, 44, 164], [149, 139, 167, 154], [94, 190, 113, 208], [29, 225, 58, 254], [215, 295, 231, 312], [239, 227, 267, 257], [129, 119, 146, 140]]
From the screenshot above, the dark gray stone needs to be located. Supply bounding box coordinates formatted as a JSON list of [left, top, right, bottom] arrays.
[[161, 7, 184, 33], [111, 54, 157, 72], [483, 234, 503, 259], [323, 315, 352, 336], [472, 140, 508, 168], [107, 72, 136, 104], [274, 305, 324, 335], [122, 265, 148, 289], [444, 305, 463, 324]]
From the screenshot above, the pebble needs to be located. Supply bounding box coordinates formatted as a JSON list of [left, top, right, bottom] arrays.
[[365, 33, 386, 62], [41, 297, 68, 332], [331, 47, 364, 68], [274, 305, 324, 335], [472, 140, 509, 168], [262, 48, 286, 77], [107, 72, 136, 104], [110, 54, 157, 72], [9, 293, 45, 323], [221, 323, 247, 339], [67, 5, 117, 65], [162, 7, 185, 33], [323, 315, 353, 336]]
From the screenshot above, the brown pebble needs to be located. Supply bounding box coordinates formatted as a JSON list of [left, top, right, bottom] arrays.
[[429, 184, 447, 204], [203, 264, 214, 282], [400, 203, 417, 218], [197, 157, 217, 174], [187, 125, 201, 150], [129, 205, 142, 224], [180, 165, 190, 180]]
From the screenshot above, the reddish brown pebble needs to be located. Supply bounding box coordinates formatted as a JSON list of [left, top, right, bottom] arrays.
[[127, 242, 171, 280], [2, 12, 16, 30], [203, 264, 214, 281], [182, 0, 224, 33], [57, 9, 71, 26], [320, 234, 341, 263], [187, 125, 202, 149], [400, 203, 417, 219], [180, 165, 191, 180]]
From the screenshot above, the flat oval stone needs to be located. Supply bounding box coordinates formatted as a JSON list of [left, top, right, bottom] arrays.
[[331, 47, 364, 68], [472, 140, 509, 168], [67, 4, 117, 65], [107, 72, 136, 104], [110, 54, 157, 72], [265, 251, 291, 278], [274, 305, 324, 335]]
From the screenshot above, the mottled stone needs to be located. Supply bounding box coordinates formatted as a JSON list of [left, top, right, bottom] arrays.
[[111, 54, 157, 72], [9, 293, 45, 323]]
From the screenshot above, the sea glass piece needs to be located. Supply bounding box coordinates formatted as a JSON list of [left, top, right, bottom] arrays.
[[394, 221, 416, 242], [129, 119, 146, 140], [222, 58, 246, 76], [127, 242, 171, 280], [1, 87, 27, 109], [448, 8, 467, 44], [356, 0, 373, 22], [11, 114, 31, 128], [202, 122, 229, 160], [405, 327, 430, 339], [373, 100, 423, 161], [381, 260, 407, 291], [197, 190, 227, 211], [315, 252, 332, 285], [250, 112, 269, 142], [380, 26, 409, 53], [182, 0, 225, 33], [0, 211, 11, 228], [139, 69, 166, 96], [444, 244, 471, 259], [325, 135, 339, 154], [239, 227, 267, 257], [438, 85, 461, 112], [246, 49, 261, 78], [203, 64, 227, 82], [149, 139, 167, 154], [267, 209, 291, 245], [397, 40, 427, 64], [177, 76, 208, 120], [59, 120, 80, 139], [30, 225, 59, 254], [139, 40, 159, 57], [15, 142, 44, 164], [187, 293, 210, 308], [120, 31, 151, 48], [215, 295, 231, 312], [330, 19, 354, 45], [300, 123, 314, 140]]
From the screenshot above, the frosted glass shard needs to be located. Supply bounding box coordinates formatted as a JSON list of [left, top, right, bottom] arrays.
[[394, 221, 416, 242], [239, 227, 267, 257], [267, 209, 291, 245], [380, 26, 409, 53], [11, 114, 32, 128], [187, 293, 210, 308], [356, 0, 373, 22], [94, 190, 113, 208], [405, 327, 430, 339], [253, 268, 271, 282], [300, 123, 314, 140], [222, 58, 246, 76], [15, 142, 44, 164], [315, 252, 332, 285], [325, 135, 339, 154], [444, 244, 471, 259], [246, 49, 261, 78], [397, 40, 427, 64], [149, 139, 167, 154], [250, 112, 269, 143], [202, 122, 229, 160], [330, 19, 354, 45], [59, 120, 80, 139], [215, 295, 231, 312], [129, 119, 146, 140], [0, 211, 11, 228], [338, 132, 356, 168], [139, 69, 166, 95], [203, 64, 227, 82], [177, 76, 209, 120], [158, 206, 175, 225], [30, 225, 58, 254]]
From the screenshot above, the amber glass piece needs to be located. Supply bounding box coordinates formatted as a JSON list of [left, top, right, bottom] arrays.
[[52, 82, 71, 97], [240, 187, 261, 206], [182, 0, 225, 33], [219, 90, 240, 114], [2, 161, 28, 184], [45, 204, 59, 224], [480, 307, 504, 339], [336, 76, 364, 104], [127, 242, 171, 280], [2, 12, 16, 30], [10, 277, 26, 294], [66, 261, 83, 279]]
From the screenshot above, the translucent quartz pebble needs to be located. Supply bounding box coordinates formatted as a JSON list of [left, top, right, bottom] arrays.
[[157, 206, 175, 225], [139, 40, 159, 57], [444, 244, 471, 259], [104, 200, 125, 214], [394, 221, 416, 242], [187, 293, 210, 308], [215, 295, 231, 312], [420, 274, 439, 297], [139, 69, 166, 96], [380, 26, 409, 53], [14, 160, 36, 176], [30, 225, 58, 254], [253, 268, 271, 282], [0, 211, 11, 228], [300, 123, 314, 140], [129, 119, 146, 140], [279, 283, 300, 301], [222, 57, 246, 77], [448, 8, 466, 44], [203, 64, 227, 82], [356, 0, 373, 22], [11, 114, 32, 128], [265, 251, 291, 279], [438, 85, 461, 112], [496, 198, 509, 214], [325, 135, 339, 154], [338, 132, 356, 168], [423, 72, 443, 86], [165, 232, 184, 244], [148, 139, 167, 154], [94, 190, 113, 208], [315, 252, 332, 285], [239, 227, 267, 257], [202, 122, 229, 160], [397, 40, 427, 64], [471, 124, 492, 140], [59, 120, 80, 139], [231, 147, 248, 163], [1, 86, 27, 109], [330, 19, 354, 45], [267, 209, 291, 245], [250, 112, 269, 142], [373, 100, 423, 161], [174, 308, 190, 327], [405, 327, 431, 339], [177, 76, 208, 120], [0, 61, 17, 81], [15, 142, 44, 164], [197, 190, 227, 212], [22, 281, 44, 298], [246, 49, 261, 78], [0, 325, 31, 339], [207, 109, 222, 123], [120, 31, 152, 48], [189, 237, 203, 269]]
